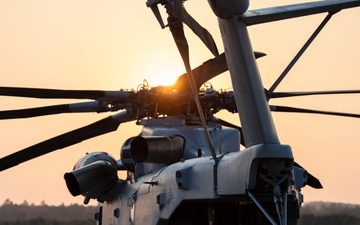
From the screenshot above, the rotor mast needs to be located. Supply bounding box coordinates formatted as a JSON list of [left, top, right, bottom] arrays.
[[210, 1, 280, 147], [221, 19, 280, 146], [210, 3, 290, 224]]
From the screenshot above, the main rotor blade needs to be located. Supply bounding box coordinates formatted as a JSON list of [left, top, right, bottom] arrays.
[[270, 105, 360, 118], [270, 90, 360, 98], [0, 87, 130, 101], [0, 110, 133, 171], [0, 101, 118, 120], [168, 14, 218, 161], [169, 0, 218, 57], [172, 51, 266, 92], [172, 52, 227, 92]]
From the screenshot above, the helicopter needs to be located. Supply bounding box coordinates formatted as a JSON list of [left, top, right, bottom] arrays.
[[1, 0, 360, 224]]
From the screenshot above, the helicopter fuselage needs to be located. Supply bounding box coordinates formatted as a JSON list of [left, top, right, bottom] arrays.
[[91, 118, 298, 225]]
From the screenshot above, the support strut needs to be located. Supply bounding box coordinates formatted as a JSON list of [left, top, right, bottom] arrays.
[[269, 11, 338, 94]]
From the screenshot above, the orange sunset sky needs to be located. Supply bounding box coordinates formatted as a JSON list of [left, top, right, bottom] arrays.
[[0, 0, 360, 206]]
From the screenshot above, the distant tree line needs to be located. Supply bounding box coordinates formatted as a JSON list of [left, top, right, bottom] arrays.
[[0, 218, 94, 225], [300, 201, 360, 219], [299, 214, 360, 225], [2, 199, 360, 225], [0, 199, 96, 225], [298, 202, 360, 225]]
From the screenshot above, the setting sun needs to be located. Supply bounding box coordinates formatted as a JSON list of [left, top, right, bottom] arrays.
[[138, 60, 186, 87], [147, 70, 180, 87]]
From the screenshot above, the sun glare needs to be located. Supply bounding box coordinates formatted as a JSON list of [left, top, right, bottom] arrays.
[[151, 71, 179, 86], [142, 62, 184, 87]]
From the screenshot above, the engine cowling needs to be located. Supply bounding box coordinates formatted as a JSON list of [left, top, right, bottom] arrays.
[[130, 135, 185, 164], [64, 152, 118, 202], [120, 135, 185, 170]]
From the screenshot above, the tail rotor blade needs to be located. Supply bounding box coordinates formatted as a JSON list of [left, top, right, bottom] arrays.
[[270, 105, 360, 118], [0, 110, 133, 171]]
